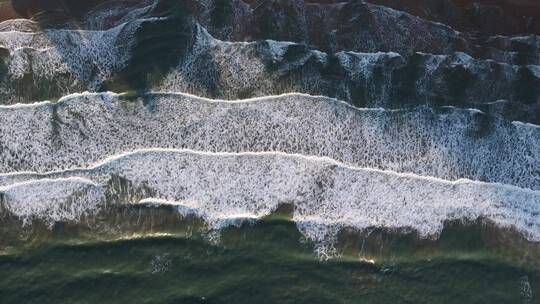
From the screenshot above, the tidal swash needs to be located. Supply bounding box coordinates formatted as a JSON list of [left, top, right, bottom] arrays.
[[0, 0, 539, 303]]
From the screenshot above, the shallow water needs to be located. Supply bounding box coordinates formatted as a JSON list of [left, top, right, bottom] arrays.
[[0, 206, 538, 304], [1, 219, 538, 304]]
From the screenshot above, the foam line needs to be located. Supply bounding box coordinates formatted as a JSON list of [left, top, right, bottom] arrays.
[[0, 16, 538, 113], [0, 92, 537, 189], [0, 149, 538, 255]]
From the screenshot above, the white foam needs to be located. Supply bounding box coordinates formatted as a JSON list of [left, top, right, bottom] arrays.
[[0, 14, 534, 107], [154, 24, 533, 108], [84, 0, 156, 30], [0, 18, 147, 103], [138, 197, 260, 237], [0, 92, 537, 189], [1, 149, 538, 256], [0, 177, 105, 226]]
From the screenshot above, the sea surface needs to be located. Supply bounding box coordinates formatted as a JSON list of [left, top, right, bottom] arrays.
[[0, 0, 539, 303], [1, 210, 538, 304]]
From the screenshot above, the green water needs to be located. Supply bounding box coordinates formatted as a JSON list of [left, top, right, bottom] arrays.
[[0, 215, 538, 304]]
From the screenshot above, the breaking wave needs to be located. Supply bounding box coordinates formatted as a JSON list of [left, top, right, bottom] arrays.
[[0, 16, 537, 124], [0, 0, 538, 263], [1, 149, 538, 254]]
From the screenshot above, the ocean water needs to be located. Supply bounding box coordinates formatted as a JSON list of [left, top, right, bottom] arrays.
[[0, 0, 539, 302], [0, 207, 538, 304]]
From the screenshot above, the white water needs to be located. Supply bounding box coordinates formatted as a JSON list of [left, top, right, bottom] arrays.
[[0, 177, 104, 226], [0, 15, 535, 110], [0, 149, 538, 255], [0, 1, 537, 258], [0, 92, 537, 189], [0, 18, 148, 102]]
